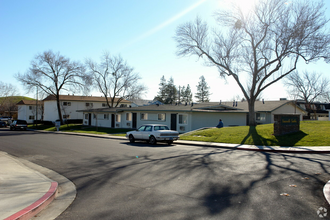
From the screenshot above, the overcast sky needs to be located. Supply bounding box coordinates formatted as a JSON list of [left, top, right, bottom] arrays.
[[1, 0, 329, 102]]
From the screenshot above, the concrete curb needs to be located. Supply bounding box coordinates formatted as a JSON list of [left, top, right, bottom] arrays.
[[4, 182, 58, 220], [324, 180, 330, 206]]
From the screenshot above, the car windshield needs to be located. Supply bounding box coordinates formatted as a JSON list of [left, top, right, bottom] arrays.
[[137, 126, 146, 131], [154, 126, 169, 131]]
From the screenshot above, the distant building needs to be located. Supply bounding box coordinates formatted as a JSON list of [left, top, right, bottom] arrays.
[[128, 99, 164, 107], [16, 100, 43, 123], [42, 95, 132, 122], [296, 101, 330, 120]]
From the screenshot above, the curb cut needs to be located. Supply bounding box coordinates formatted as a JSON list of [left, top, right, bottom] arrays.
[[4, 182, 58, 220]]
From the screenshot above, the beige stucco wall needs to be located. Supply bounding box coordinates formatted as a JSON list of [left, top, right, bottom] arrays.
[[272, 103, 306, 123]]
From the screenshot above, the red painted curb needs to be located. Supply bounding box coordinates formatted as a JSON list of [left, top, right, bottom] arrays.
[[4, 182, 58, 220]]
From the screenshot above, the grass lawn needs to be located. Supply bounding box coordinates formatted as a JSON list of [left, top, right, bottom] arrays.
[[28, 121, 330, 146], [179, 121, 330, 147]]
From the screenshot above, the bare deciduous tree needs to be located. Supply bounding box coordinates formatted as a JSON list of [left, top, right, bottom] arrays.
[[175, 0, 330, 125], [16, 50, 90, 124], [285, 71, 329, 102], [86, 52, 147, 107], [0, 81, 18, 117], [285, 71, 329, 118], [0, 81, 17, 98]]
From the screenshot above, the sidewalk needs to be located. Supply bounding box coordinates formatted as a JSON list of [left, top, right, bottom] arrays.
[[0, 152, 58, 220], [1, 130, 329, 220]]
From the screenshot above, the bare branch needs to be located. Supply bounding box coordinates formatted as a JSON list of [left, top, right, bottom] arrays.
[[174, 0, 330, 125], [86, 52, 147, 107], [15, 50, 90, 124]]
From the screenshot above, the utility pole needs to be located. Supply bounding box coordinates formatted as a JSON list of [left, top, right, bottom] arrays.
[[35, 86, 38, 127]]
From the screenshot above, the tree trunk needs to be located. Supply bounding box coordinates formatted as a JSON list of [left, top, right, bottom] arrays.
[[56, 95, 64, 125], [248, 100, 256, 126]]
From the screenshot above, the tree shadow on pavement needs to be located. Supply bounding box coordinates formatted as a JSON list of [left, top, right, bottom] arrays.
[[57, 145, 330, 220]]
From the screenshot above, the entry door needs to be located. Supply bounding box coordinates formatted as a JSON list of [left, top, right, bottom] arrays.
[[171, 114, 177, 131], [111, 114, 115, 128], [88, 114, 91, 126], [132, 113, 137, 129]]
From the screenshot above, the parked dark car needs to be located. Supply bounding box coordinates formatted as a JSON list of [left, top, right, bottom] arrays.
[[10, 120, 28, 131], [0, 121, 7, 127], [0, 116, 12, 121]]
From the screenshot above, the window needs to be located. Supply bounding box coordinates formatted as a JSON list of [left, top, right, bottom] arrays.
[[256, 113, 266, 121], [154, 126, 169, 131], [29, 115, 34, 120], [179, 114, 188, 124], [63, 102, 71, 106], [158, 113, 166, 121], [63, 115, 70, 119], [120, 104, 128, 107], [86, 103, 93, 107], [104, 114, 109, 120], [141, 113, 148, 120], [138, 126, 146, 131], [116, 114, 121, 122], [126, 113, 132, 121], [29, 106, 33, 110], [102, 103, 107, 107], [145, 126, 152, 131], [85, 114, 88, 120], [93, 114, 96, 119]]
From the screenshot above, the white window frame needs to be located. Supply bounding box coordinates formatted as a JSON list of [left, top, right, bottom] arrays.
[[63, 102, 71, 106], [178, 114, 188, 125], [256, 113, 266, 121], [158, 113, 166, 121], [116, 114, 121, 122], [126, 113, 132, 121], [140, 113, 148, 120], [29, 115, 34, 120], [104, 114, 109, 120], [29, 106, 33, 110]]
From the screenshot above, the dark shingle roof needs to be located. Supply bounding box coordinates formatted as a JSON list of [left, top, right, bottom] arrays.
[[78, 100, 301, 113], [16, 100, 43, 105], [43, 95, 131, 103]]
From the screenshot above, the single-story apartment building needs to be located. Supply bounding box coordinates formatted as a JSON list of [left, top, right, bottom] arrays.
[[78, 100, 307, 133]]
